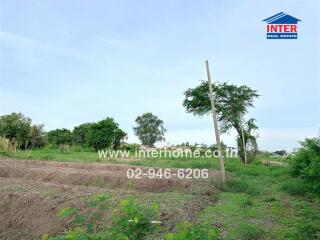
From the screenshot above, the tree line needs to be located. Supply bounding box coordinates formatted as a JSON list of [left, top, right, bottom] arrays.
[[0, 113, 127, 150], [1, 81, 260, 162], [0, 112, 167, 151]]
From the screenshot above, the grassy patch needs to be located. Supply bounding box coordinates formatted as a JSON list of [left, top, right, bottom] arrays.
[[238, 222, 264, 240], [282, 178, 310, 196], [226, 178, 260, 196]]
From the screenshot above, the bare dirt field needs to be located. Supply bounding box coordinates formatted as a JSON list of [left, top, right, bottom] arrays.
[[0, 158, 220, 240]]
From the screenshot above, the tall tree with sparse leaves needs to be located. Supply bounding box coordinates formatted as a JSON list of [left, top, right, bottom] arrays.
[[183, 81, 259, 162], [133, 113, 166, 147]]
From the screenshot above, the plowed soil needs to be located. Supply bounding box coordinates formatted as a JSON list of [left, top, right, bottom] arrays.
[[0, 158, 221, 240]]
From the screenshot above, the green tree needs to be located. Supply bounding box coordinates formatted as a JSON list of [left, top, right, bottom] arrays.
[[0, 112, 32, 148], [47, 128, 73, 145], [133, 112, 166, 147], [88, 118, 120, 150], [72, 123, 93, 146], [290, 137, 320, 194], [28, 124, 46, 148], [183, 81, 259, 162], [113, 129, 128, 150]]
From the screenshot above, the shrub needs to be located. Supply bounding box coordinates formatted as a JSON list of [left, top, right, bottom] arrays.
[[58, 144, 70, 153], [290, 138, 320, 195], [282, 178, 310, 196], [166, 222, 219, 240], [238, 222, 264, 240], [112, 197, 160, 240]]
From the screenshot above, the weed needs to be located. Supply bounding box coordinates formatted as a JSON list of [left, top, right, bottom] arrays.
[[241, 196, 254, 210], [238, 222, 264, 240], [226, 178, 260, 196], [264, 196, 277, 202], [165, 222, 219, 240], [112, 197, 160, 240], [57, 207, 77, 219], [282, 178, 310, 196]]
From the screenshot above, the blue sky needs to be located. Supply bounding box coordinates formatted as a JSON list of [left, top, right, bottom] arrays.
[[0, 0, 319, 151]]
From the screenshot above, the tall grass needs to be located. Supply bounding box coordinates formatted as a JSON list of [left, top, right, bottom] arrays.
[[0, 137, 16, 156]]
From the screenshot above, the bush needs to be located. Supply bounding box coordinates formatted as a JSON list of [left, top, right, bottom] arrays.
[[290, 138, 320, 195], [166, 222, 218, 240], [238, 222, 264, 240], [112, 197, 160, 240], [282, 178, 310, 196]]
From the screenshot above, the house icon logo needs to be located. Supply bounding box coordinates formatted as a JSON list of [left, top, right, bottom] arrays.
[[263, 12, 301, 39]]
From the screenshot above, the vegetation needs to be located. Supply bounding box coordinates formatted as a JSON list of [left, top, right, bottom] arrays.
[[87, 117, 126, 150], [27, 154, 319, 240], [47, 128, 73, 145], [0, 137, 16, 156], [183, 81, 259, 162], [0, 112, 32, 149], [165, 222, 218, 240], [0, 109, 319, 239], [44, 194, 217, 240], [1, 144, 319, 239], [0, 112, 128, 151], [133, 112, 167, 147], [289, 137, 320, 195]]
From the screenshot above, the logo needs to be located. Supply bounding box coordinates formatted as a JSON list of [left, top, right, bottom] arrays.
[[263, 12, 301, 39]]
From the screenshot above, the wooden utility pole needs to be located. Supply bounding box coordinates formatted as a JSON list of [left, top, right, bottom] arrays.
[[205, 60, 226, 183], [239, 114, 248, 164]]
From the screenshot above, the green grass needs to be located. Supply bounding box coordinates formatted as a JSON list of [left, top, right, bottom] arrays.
[[198, 160, 320, 239], [1, 148, 224, 169], [12, 149, 101, 162]]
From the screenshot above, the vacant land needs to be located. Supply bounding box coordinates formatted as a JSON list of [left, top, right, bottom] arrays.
[[0, 154, 319, 239]]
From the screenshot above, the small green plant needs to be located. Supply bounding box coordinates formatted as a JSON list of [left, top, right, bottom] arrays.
[[238, 222, 264, 240], [165, 222, 219, 240], [241, 196, 253, 210], [112, 197, 160, 240], [264, 196, 276, 202], [57, 207, 77, 219]]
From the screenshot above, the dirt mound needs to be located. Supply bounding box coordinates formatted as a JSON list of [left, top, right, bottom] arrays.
[[0, 191, 66, 239], [0, 159, 219, 192]]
